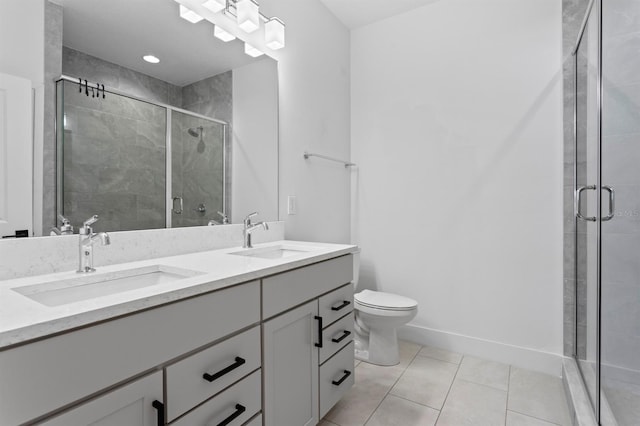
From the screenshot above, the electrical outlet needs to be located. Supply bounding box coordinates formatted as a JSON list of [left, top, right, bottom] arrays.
[[287, 195, 297, 215]]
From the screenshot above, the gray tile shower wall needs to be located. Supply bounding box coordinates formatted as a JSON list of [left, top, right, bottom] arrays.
[[181, 71, 233, 220]]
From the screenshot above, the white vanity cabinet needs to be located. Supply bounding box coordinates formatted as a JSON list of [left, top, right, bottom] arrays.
[[40, 372, 163, 426], [262, 255, 354, 426]]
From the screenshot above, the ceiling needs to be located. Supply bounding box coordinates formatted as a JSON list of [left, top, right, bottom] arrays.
[[57, 0, 259, 86], [318, 0, 440, 30]]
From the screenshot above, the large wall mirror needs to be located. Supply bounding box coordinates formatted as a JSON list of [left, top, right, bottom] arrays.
[[43, 0, 278, 235]]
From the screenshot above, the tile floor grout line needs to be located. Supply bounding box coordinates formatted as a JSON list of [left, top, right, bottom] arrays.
[[504, 365, 512, 426], [506, 408, 564, 426], [433, 353, 464, 425], [389, 393, 442, 412], [361, 346, 422, 426]]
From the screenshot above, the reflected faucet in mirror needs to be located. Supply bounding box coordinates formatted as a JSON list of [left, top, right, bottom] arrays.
[[77, 215, 111, 273], [208, 211, 230, 226], [50, 215, 74, 236]]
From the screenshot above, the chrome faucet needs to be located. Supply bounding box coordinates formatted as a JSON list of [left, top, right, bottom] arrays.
[[51, 214, 74, 236], [208, 211, 230, 226], [77, 215, 111, 273], [243, 212, 268, 249]]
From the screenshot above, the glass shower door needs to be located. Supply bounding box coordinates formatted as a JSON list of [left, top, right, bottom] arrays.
[[170, 110, 226, 228], [574, 3, 601, 415], [599, 0, 640, 424]]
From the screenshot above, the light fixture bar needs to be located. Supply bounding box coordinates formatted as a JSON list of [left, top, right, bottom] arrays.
[[214, 25, 236, 42], [265, 17, 285, 50], [179, 4, 204, 23], [244, 42, 264, 57], [236, 0, 260, 33]]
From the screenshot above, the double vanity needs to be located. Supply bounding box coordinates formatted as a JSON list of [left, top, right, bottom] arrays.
[[0, 240, 357, 426]]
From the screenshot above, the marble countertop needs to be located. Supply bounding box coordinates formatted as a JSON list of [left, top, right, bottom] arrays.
[[0, 240, 357, 349]]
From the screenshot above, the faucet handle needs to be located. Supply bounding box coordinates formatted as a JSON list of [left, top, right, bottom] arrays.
[[80, 215, 99, 234], [244, 212, 258, 224], [217, 211, 229, 224], [58, 214, 74, 234], [83, 215, 99, 227], [58, 214, 70, 225]]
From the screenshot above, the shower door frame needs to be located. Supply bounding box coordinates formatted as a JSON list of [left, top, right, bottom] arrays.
[[55, 75, 228, 231], [572, 0, 603, 422]]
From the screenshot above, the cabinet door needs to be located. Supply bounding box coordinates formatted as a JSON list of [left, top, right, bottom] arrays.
[[41, 372, 163, 426], [263, 300, 319, 426]]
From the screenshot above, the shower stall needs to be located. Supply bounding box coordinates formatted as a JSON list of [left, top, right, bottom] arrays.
[[571, 0, 640, 424], [55, 78, 227, 233]]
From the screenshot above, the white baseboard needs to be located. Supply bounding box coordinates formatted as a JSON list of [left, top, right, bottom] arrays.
[[398, 323, 563, 376]]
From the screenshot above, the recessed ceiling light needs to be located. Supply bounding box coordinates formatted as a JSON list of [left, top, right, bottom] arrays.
[[143, 55, 160, 64]]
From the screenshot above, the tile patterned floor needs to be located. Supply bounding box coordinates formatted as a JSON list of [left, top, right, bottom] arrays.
[[321, 341, 572, 426]]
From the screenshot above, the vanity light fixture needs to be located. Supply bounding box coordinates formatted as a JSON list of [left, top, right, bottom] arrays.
[[143, 54, 160, 64], [265, 17, 285, 50], [244, 42, 264, 57], [179, 4, 204, 23], [236, 0, 260, 33], [202, 0, 226, 13], [214, 25, 236, 42], [175, 0, 285, 51]]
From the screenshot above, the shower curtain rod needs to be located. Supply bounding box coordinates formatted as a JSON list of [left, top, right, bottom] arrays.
[[55, 74, 229, 126], [303, 151, 356, 168]]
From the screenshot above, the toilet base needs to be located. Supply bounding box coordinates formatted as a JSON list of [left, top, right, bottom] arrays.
[[354, 326, 400, 366]]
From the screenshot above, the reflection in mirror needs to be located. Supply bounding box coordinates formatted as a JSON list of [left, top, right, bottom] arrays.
[[40, 0, 279, 235]]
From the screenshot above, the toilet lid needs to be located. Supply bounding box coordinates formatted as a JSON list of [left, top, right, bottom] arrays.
[[355, 289, 417, 311]]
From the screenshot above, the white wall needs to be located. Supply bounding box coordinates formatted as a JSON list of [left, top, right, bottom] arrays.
[[232, 58, 279, 224], [0, 0, 45, 84], [351, 0, 564, 374], [264, 0, 351, 243]]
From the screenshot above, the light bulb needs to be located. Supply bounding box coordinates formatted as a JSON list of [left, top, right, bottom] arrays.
[[237, 0, 260, 33], [179, 4, 203, 23], [214, 26, 236, 42], [244, 43, 264, 57], [265, 18, 285, 50], [203, 0, 225, 13]]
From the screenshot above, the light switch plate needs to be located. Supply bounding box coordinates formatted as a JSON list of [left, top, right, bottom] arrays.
[[287, 195, 297, 215]]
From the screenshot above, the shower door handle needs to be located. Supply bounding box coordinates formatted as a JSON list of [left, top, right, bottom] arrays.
[[172, 196, 183, 215], [602, 186, 615, 221], [575, 185, 596, 222]]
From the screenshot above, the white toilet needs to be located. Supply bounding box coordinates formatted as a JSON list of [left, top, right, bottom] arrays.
[[352, 250, 418, 366]]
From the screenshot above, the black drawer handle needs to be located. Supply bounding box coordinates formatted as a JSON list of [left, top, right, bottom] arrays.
[[217, 403, 246, 426], [331, 300, 351, 311], [152, 400, 164, 426], [203, 357, 246, 382], [332, 370, 352, 386], [314, 316, 323, 348], [331, 330, 351, 344]]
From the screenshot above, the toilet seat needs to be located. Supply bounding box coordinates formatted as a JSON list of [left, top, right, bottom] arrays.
[[355, 289, 417, 311]]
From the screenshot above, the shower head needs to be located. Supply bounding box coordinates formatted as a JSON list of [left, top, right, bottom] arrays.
[[187, 126, 203, 138]]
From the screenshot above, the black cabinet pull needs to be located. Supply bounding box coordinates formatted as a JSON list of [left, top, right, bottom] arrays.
[[152, 400, 164, 426], [331, 300, 351, 311], [331, 330, 351, 344], [314, 316, 323, 348], [203, 357, 246, 382], [216, 403, 246, 426], [332, 370, 352, 386]]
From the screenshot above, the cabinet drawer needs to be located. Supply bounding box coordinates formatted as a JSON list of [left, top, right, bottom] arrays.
[[318, 283, 353, 326], [0, 281, 260, 426], [166, 326, 261, 422], [319, 342, 355, 419], [319, 312, 354, 365], [263, 255, 353, 319], [172, 369, 261, 426]]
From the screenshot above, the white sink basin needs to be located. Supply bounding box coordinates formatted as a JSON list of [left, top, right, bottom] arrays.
[[230, 245, 313, 260], [12, 265, 204, 307]]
